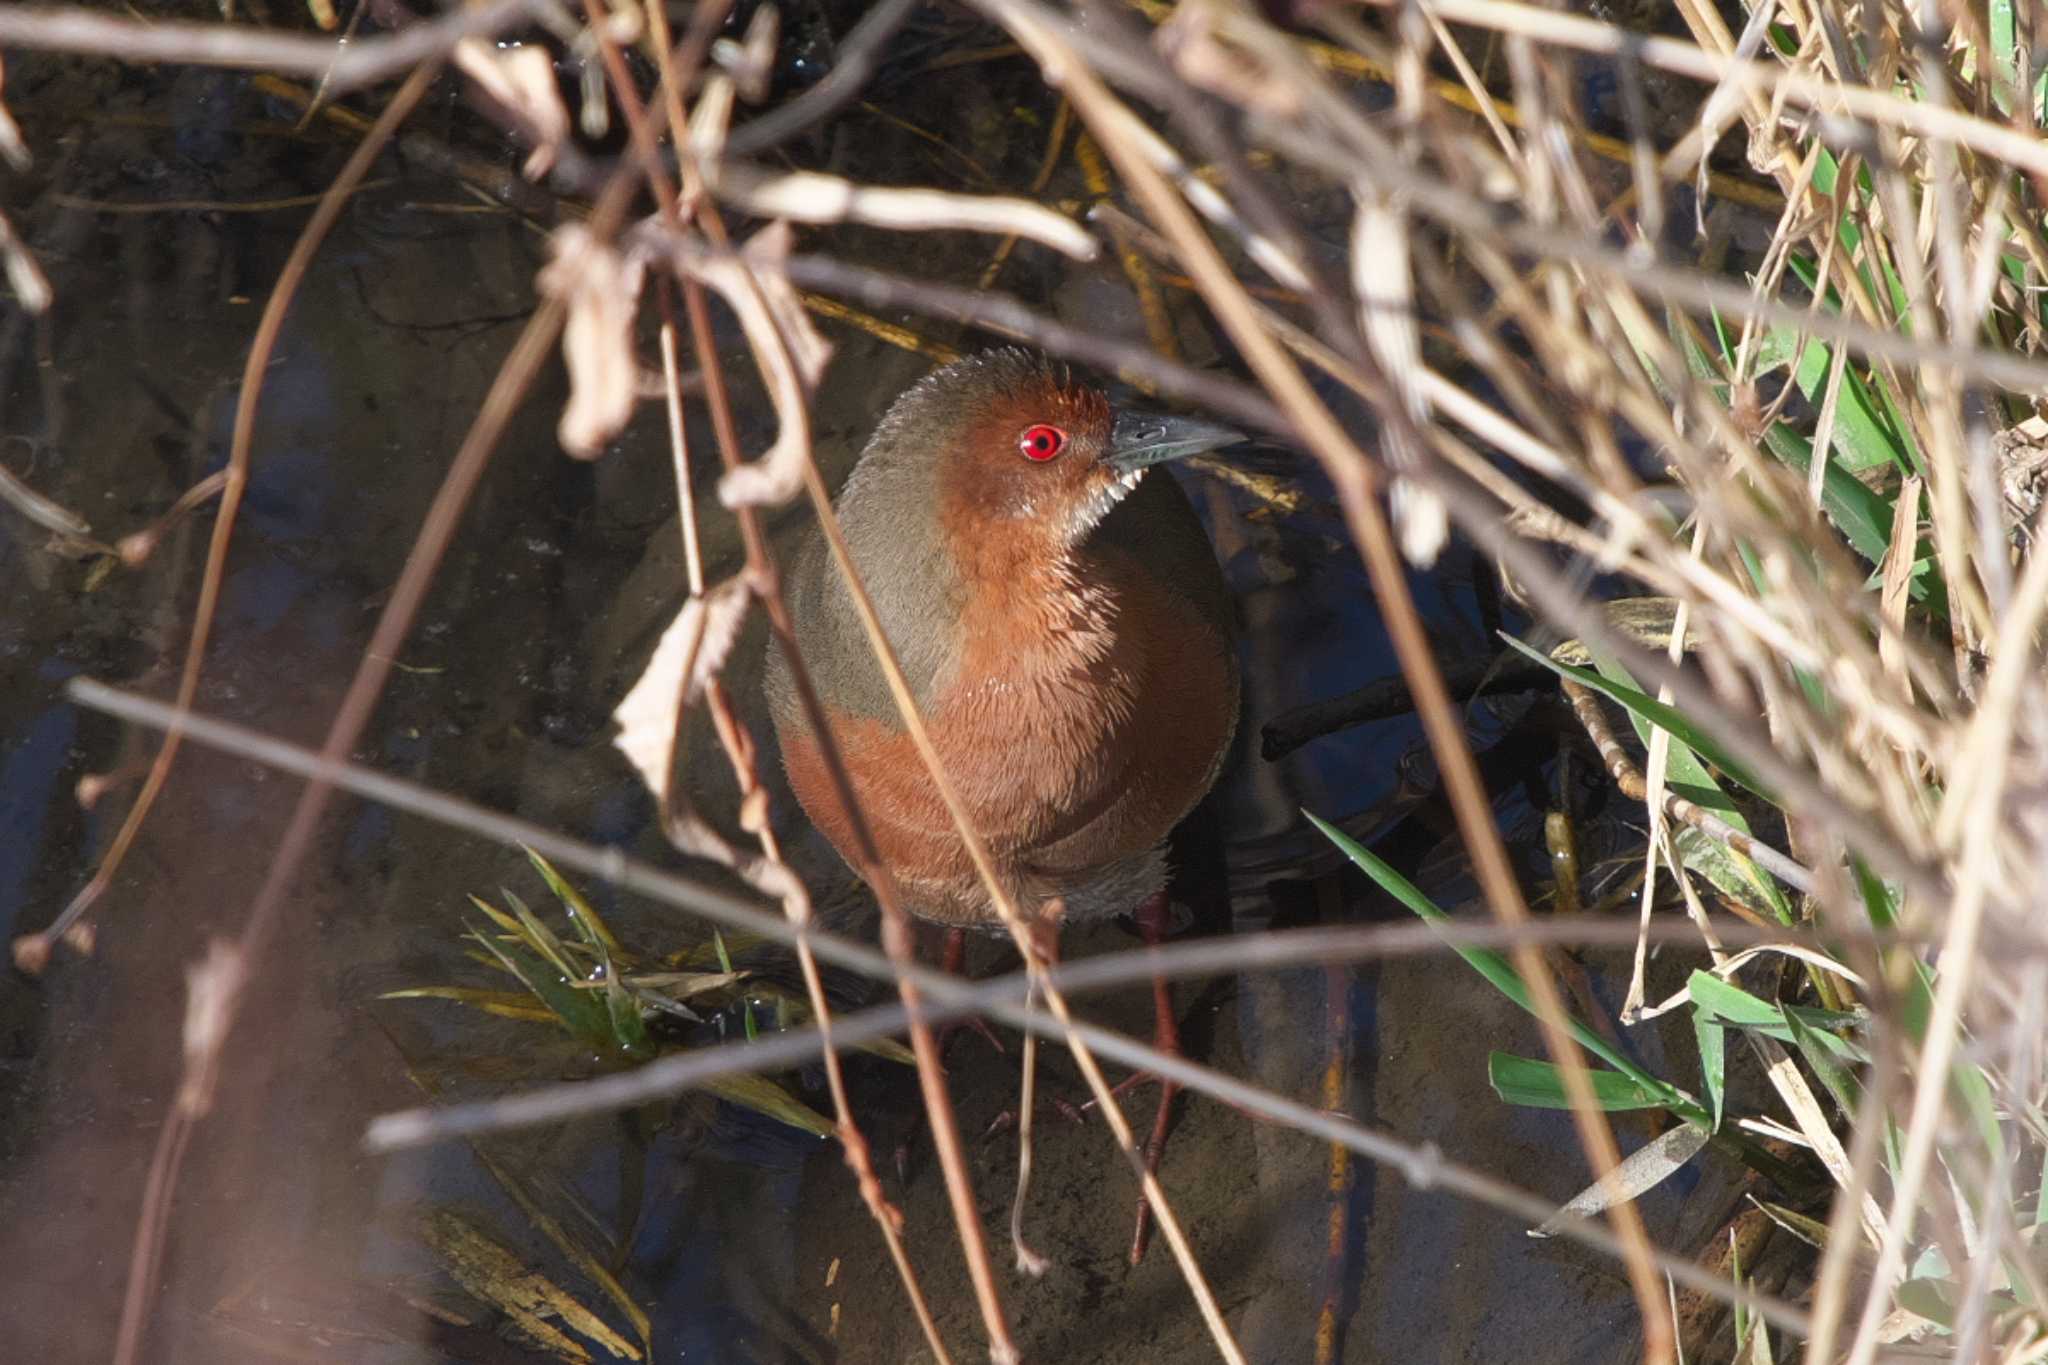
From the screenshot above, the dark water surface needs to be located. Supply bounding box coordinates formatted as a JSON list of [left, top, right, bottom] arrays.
[[0, 27, 1759, 1365]]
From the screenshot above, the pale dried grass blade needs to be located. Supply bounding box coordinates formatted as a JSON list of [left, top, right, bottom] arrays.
[[0, 206, 52, 314], [1752, 1036, 1885, 1246], [705, 161, 1099, 261], [0, 54, 29, 171], [178, 940, 246, 1117], [1878, 475, 1922, 693], [1352, 193, 1444, 565]]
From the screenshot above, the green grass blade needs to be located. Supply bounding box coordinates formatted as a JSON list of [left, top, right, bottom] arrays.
[[525, 846, 626, 957], [703, 1073, 834, 1138], [466, 927, 614, 1048], [1307, 811, 1701, 1121], [500, 889, 581, 983], [1687, 971, 1867, 1061], [1498, 635, 1772, 800], [1693, 1007, 1726, 1131], [1584, 648, 1795, 922], [1488, 1052, 1671, 1110], [1780, 1004, 1862, 1114]]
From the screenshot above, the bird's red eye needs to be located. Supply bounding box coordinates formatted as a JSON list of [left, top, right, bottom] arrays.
[[1018, 424, 1067, 462]]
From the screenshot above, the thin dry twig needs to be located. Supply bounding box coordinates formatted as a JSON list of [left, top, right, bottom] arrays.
[[0, 0, 544, 92]]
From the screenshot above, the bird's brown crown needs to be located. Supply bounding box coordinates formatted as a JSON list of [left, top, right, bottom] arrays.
[[844, 350, 1137, 577]]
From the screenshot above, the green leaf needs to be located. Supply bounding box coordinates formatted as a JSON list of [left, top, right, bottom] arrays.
[[525, 846, 626, 958], [702, 1072, 834, 1138], [1762, 326, 1911, 475], [711, 930, 759, 1042], [1306, 811, 1703, 1123], [380, 985, 562, 1023], [1488, 1053, 1669, 1110], [1893, 1278, 1957, 1331], [468, 893, 525, 938], [1686, 971, 1867, 1062], [1758, 423, 1896, 566], [1674, 827, 1792, 927], [468, 926, 614, 1048], [1849, 864, 2002, 1158], [1692, 1006, 1726, 1131], [596, 958, 650, 1057], [500, 890, 582, 982], [1797, 156, 1911, 323], [2037, 1145, 2048, 1229], [1781, 1003, 1861, 1115], [1498, 635, 1772, 800], [856, 1036, 918, 1066], [1752, 1201, 1831, 1248]]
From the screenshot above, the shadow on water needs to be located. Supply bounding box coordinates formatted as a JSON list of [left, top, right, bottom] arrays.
[[0, 17, 1773, 1365]]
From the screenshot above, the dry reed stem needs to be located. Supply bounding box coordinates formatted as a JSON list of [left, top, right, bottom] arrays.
[[28, 0, 2048, 1355], [101, 7, 718, 1357], [1408, 0, 2048, 181], [1837, 528, 2048, 1363], [0, 0, 542, 91]]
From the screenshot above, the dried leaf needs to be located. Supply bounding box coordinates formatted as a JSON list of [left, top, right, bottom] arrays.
[[1531, 1122, 1711, 1237], [611, 577, 752, 809], [379, 985, 561, 1023], [702, 163, 1098, 261], [0, 55, 29, 172], [712, 4, 780, 104], [0, 207, 51, 314], [452, 39, 570, 180], [418, 1209, 640, 1361], [539, 225, 647, 459], [1879, 474, 1921, 687], [626, 969, 745, 997], [179, 939, 246, 1116], [641, 221, 836, 508], [687, 73, 736, 161]]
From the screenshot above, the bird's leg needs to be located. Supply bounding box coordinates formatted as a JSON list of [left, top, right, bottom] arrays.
[[934, 926, 1008, 1061], [1129, 889, 1183, 1263], [1106, 889, 1183, 1265]]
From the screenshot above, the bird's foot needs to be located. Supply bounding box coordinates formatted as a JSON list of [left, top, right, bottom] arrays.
[[1079, 1062, 1184, 1264], [1077, 888, 1185, 1265], [938, 1013, 1009, 1063]]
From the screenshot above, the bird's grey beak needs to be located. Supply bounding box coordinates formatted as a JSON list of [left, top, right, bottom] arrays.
[[1103, 409, 1245, 476]]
